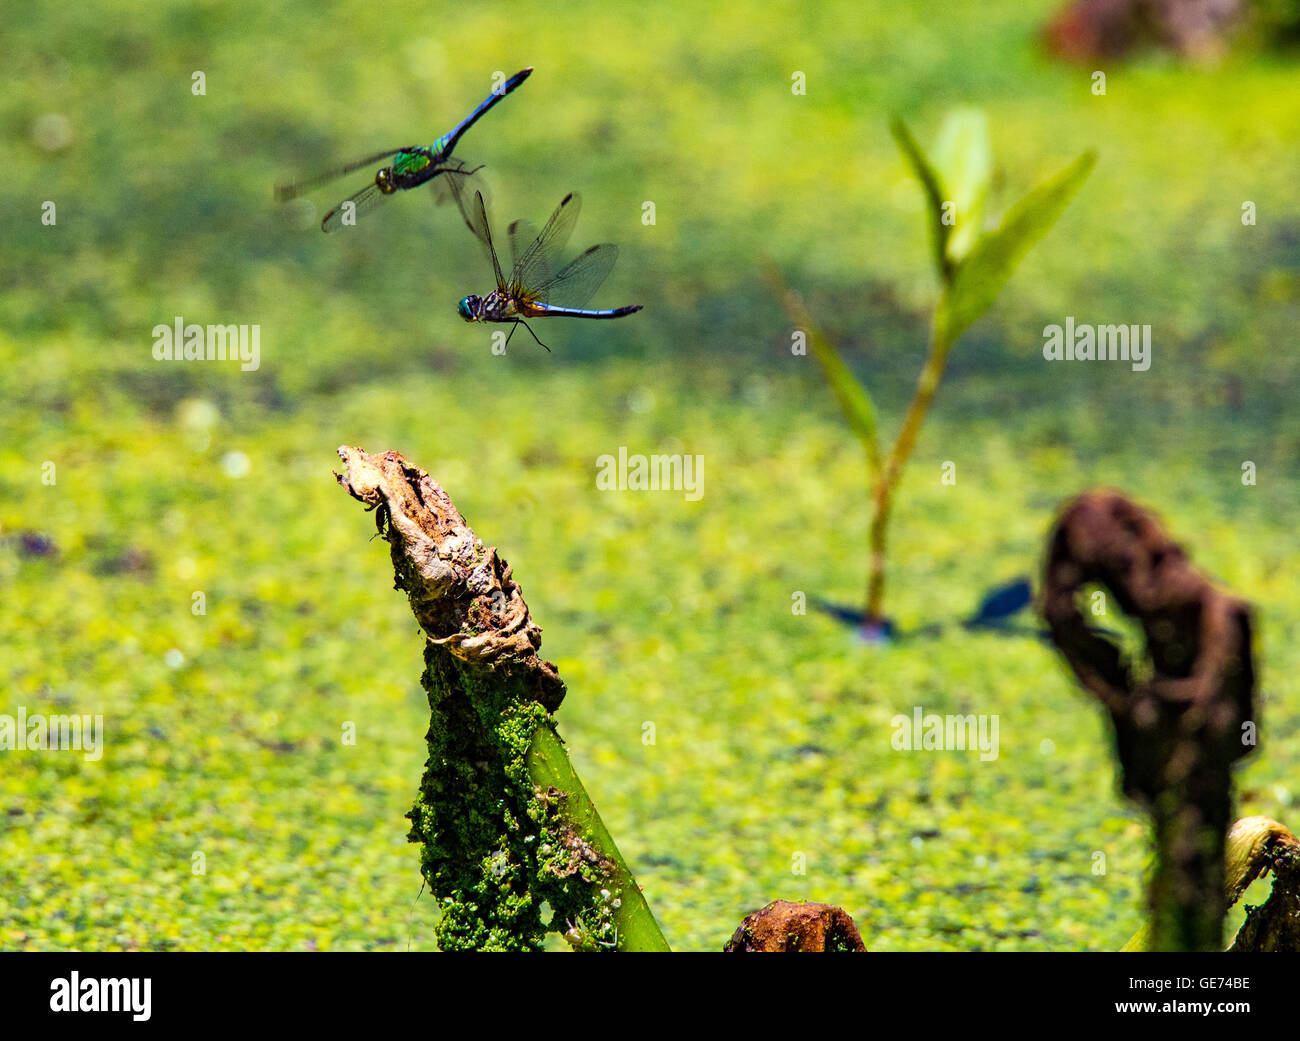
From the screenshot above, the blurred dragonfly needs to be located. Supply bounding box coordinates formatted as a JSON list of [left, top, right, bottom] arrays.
[[449, 186, 642, 352], [275, 67, 532, 233]]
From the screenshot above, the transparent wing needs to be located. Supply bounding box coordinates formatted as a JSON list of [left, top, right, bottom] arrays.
[[274, 148, 407, 202], [510, 193, 581, 297], [507, 219, 544, 284], [432, 161, 494, 252], [320, 182, 388, 233], [470, 191, 507, 290], [530, 243, 620, 308], [429, 157, 487, 212]]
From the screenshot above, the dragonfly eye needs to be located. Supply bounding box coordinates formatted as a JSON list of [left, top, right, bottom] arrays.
[[457, 297, 478, 322], [375, 168, 395, 194]]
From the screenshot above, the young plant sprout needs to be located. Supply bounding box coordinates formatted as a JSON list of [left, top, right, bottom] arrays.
[[771, 108, 1095, 638]]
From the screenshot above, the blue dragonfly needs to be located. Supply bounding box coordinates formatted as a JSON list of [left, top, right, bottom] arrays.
[[448, 184, 642, 352], [275, 67, 532, 232]]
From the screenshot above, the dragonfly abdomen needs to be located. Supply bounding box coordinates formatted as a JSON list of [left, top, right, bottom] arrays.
[[529, 303, 644, 319]]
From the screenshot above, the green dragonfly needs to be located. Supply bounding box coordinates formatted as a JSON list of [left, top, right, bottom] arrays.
[[446, 181, 642, 352], [275, 67, 532, 233]]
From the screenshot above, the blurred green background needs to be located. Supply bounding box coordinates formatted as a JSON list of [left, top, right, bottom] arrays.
[[2, 0, 1297, 951]]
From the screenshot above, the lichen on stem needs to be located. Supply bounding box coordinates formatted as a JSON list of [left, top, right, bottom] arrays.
[[335, 446, 669, 951]]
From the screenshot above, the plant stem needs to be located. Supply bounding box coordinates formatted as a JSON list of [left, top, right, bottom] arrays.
[[866, 326, 952, 624], [336, 446, 670, 951], [1147, 790, 1231, 952], [528, 723, 671, 951]]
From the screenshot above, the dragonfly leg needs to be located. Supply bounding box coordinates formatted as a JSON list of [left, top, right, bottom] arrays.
[[517, 319, 551, 353]]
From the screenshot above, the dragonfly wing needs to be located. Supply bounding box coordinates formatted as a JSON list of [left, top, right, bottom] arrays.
[[507, 219, 544, 285], [511, 193, 581, 299], [321, 182, 388, 232], [470, 190, 508, 290], [274, 148, 407, 202], [530, 243, 620, 310], [428, 157, 486, 204], [434, 163, 493, 244], [436, 167, 509, 289]]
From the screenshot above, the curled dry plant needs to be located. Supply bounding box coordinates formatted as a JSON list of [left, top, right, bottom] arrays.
[[1224, 815, 1300, 951], [1040, 489, 1257, 951]]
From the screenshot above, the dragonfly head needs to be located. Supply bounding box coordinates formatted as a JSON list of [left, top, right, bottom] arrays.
[[457, 296, 482, 322], [375, 167, 396, 195]]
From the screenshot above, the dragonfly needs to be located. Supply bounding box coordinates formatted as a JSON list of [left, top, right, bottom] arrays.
[[275, 67, 532, 233], [448, 184, 642, 352]]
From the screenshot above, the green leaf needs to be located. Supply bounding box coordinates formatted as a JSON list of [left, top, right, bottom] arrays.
[[891, 116, 951, 281], [930, 107, 992, 267], [934, 150, 1096, 350], [764, 263, 883, 477], [806, 326, 883, 477]]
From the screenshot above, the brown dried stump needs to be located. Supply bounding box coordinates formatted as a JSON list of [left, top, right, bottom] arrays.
[[724, 900, 867, 952], [1041, 490, 1256, 951]]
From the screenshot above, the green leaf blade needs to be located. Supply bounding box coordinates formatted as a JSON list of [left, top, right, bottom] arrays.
[[806, 327, 883, 477], [931, 107, 993, 267], [891, 116, 952, 281], [935, 149, 1097, 350]]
